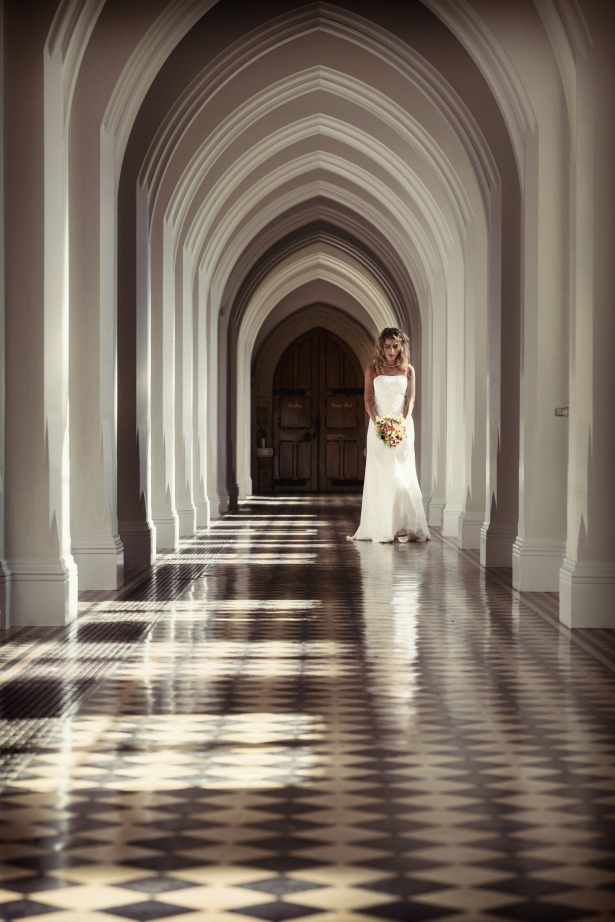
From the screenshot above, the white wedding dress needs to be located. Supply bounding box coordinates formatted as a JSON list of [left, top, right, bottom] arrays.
[[350, 375, 430, 544]]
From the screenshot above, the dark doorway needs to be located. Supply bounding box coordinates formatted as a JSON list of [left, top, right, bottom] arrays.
[[272, 327, 366, 492]]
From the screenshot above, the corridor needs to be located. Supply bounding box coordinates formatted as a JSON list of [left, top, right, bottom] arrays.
[[0, 497, 614, 921]]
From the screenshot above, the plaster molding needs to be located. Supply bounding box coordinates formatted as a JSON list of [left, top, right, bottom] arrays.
[[560, 557, 615, 628], [442, 504, 463, 538], [428, 498, 445, 528], [72, 533, 124, 591], [512, 537, 566, 592], [152, 514, 180, 552], [208, 179, 433, 302], [480, 523, 516, 568], [458, 512, 484, 549], [7, 557, 78, 627], [118, 520, 156, 567], [422, 0, 536, 173], [190, 152, 444, 289], [176, 504, 197, 539]]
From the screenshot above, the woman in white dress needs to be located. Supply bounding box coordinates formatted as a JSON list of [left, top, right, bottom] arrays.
[[350, 328, 430, 544]]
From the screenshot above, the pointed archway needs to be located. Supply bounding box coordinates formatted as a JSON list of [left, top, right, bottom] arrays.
[[252, 318, 374, 494]]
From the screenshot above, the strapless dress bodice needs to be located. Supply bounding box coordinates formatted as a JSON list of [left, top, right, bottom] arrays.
[[374, 374, 407, 418]]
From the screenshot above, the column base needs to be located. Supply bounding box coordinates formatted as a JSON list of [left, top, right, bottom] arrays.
[[458, 512, 484, 549], [480, 524, 516, 567], [237, 478, 252, 501], [7, 556, 78, 626], [195, 498, 210, 529], [428, 498, 444, 528], [217, 491, 230, 515], [0, 559, 11, 630], [153, 513, 179, 551], [208, 493, 221, 519], [442, 504, 462, 538], [72, 534, 124, 590], [560, 558, 615, 628], [177, 504, 196, 538], [119, 520, 156, 567], [512, 537, 565, 591]]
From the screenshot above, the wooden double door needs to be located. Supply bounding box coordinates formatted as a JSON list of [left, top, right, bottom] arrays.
[[273, 328, 366, 492]]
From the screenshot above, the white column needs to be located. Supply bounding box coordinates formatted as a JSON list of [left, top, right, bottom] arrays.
[[560, 31, 615, 627], [0, 11, 9, 626], [217, 304, 232, 513], [481, 181, 520, 567], [193, 265, 210, 527], [442, 251, 466, 537], [513, 122, 567, 591], [235, 328, 252, 501], [150, 218, 179, 550], [69, 70, 123, 589], [4, 4, 77, 625], [207, 288, 224, 517], [458, 223, 487, 549], [427, 278, 446, 527], [175, 245, 196, 536], [117, 176, 156, 566]]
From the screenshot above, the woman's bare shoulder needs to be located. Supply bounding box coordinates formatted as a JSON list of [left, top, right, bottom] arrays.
[[407, 363, 415, 378]]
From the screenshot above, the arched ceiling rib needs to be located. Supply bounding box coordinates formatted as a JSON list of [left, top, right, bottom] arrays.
[[104, 0, 523, 401], [240, 252, 396, 352], [47, 0, 106, 115], [103, 0, 218, 165], [149, 68, 474, 235], [219, 199, 422, 333], [130, 6, 501, 347], [420, 0, 536, 173], [187, 151, 445, 281], [228, 221, 411, 328], [252, 304, 376, 381], [207, 177, 433, 301]]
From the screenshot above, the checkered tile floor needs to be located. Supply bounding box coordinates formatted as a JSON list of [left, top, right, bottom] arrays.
[[1, 496, 614, 921]]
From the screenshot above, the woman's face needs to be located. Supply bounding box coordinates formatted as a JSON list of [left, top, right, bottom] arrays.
[[383, 337, 401, 364]]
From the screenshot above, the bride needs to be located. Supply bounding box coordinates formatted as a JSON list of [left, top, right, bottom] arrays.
[[349, 327, 430, 544]]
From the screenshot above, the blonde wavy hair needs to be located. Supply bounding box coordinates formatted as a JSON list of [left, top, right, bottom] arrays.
[[372, 327, 411, 374]]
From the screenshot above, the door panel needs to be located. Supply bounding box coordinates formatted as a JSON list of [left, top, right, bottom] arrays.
[[280, 394, 311, 428], [273, 328, 365, 492]]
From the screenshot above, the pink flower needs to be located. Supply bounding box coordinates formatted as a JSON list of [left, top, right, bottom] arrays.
[[374, 415, 406, 447]]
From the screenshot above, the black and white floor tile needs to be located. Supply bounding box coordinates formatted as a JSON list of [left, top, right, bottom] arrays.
[[1, 496, 614, 921]]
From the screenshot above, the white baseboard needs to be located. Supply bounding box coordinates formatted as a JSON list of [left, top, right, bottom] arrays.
[[512, 537, 565, 591], [0, 559, 11, 630], [560, 558, 615, 628], [119, 520, 156, 567], [442, 505, 462, 538], [72, 534, 124, 590], [152, 514, 179, 552], [177, 504, 196, 539], [458, 513, 484, 549], [195, 499, 211, 529], [480, 524, 516, 568], [7, 556, 78, 626]]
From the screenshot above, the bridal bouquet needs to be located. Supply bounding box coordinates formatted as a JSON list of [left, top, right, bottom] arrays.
[[374, 415, 406, 447]]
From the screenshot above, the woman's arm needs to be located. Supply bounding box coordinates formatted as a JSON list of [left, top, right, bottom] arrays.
[[364, 366, 377, 422], [404, 365, 416, 417]]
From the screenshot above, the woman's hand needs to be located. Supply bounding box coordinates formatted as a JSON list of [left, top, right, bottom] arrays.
[[404, 365, 416, 418], [364, 366, 377, 423]]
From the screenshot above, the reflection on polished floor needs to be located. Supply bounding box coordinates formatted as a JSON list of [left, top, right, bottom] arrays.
[[1, 496, 615, 922]]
